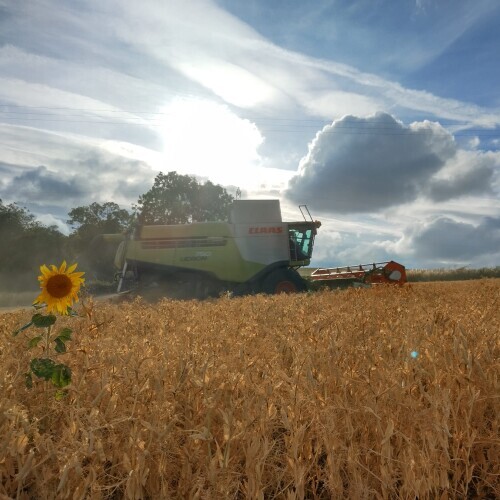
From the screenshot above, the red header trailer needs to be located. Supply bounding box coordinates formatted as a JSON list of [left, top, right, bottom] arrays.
[[310, 260, 407, 287]]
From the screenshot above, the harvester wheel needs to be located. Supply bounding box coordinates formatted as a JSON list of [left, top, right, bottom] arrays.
[[262, 268, 307, 294]]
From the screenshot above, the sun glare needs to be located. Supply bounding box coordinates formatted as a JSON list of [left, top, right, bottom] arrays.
[[159, 98, 264, 187]]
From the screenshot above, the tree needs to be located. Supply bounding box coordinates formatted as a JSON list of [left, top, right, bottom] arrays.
[[67, 202, 131, 280], [15, 225, 67, 269], [0, 199, 37, 239], [67, 202, 131, 243], [0, 200, 67, 289], [67, 201, 130, 257], [136, 171, 234, 225]]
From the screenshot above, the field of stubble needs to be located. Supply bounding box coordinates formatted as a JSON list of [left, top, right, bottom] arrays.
[[1, 280, 498, 499]]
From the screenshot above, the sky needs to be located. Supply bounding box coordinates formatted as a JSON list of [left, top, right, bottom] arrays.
[[0, 0, 499, 269]]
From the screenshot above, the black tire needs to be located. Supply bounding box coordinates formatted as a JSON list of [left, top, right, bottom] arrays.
[[262, 268, 307, 294]]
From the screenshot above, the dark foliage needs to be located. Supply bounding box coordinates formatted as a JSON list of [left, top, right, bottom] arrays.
[[136, 171, 233, 225]]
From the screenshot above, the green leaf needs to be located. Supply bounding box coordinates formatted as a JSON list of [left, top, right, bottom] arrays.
[[13, 321, 33, 337], [57, 327, 72, 342], [28, 336, 43, 349], [25, 372, 33, 389], [32, 313, 56, 328], [54, 338, 66, 354], [51, 364, 71, 388], [30, 358, 56, 380]]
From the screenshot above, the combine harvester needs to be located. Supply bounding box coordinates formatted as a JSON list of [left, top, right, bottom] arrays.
[[104, 199, 406, 299], [111, 200, 320, 299]]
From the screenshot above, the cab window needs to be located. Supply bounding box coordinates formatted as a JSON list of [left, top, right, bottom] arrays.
[[289, 227, 313, 261]]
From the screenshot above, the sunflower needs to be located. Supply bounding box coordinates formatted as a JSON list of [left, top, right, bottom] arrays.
[[34, 261, 85, 315]]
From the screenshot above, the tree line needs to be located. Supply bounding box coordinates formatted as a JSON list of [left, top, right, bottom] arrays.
[[0, 172, 234, 290]]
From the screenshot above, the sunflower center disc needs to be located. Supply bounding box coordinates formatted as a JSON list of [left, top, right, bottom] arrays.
[[46, 274, 73, 298]]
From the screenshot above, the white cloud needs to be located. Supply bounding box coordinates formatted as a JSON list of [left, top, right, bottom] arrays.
[[286, 113, 499, 213], [36, 213, 71, 235], [287, 113, 451, 212], [308, 211, 500, 269], [300, 91, 380, 119], [77, 0, 500, 127], [175, 60, 277, 109], [0, 125, 156, 212], [0, 77, 133, 121], [404, 216, 500, 266], [426, 149, 497, 201]]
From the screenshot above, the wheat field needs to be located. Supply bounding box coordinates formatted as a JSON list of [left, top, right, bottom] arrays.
[[1, 280, 499, 499]]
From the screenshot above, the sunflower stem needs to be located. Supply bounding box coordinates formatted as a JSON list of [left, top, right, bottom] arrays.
[[43, 325, 53, 432], [45, 325, 52, 355]]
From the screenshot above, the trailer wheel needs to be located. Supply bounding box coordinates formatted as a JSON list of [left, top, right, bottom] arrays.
[[262, 268, 307, 294]]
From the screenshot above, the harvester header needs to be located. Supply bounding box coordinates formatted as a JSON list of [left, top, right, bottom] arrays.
[[310, 261, 407, 287]]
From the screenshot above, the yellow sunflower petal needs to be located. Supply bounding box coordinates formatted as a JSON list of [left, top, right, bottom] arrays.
[[39, 264, 51, 278], [67, 263, 78, 274], [59, 261, 67, 273]]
